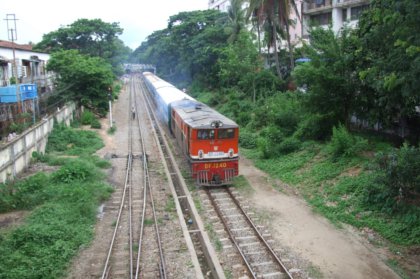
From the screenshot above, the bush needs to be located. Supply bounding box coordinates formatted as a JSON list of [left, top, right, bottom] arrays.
[[80, 110, 95, 125], [278, 136, 301, 154], [90, 118, 101, 129], [328, 125, 368, 158], [52, 160, 97, 184], [0, 173, 49, 212], [46, 124, 103, 155], [239, 130, 257, 149], [294, 113, 336, 141], [374, 143, 420, 203]]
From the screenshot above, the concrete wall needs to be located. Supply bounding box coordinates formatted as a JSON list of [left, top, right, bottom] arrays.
[[0, 102, 76, 183]]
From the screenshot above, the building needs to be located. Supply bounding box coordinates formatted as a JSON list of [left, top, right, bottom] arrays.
[[208, 0, 303, 48], [209, 0, 370, 47], [0, 40, 52, 91], [0, 40, 54, 136], [302, 0, 370, 38], [208, 0, 230, 11]]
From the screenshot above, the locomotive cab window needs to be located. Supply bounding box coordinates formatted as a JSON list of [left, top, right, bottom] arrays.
[[217, 128, 235, 139], [197, 129, 215, 140]]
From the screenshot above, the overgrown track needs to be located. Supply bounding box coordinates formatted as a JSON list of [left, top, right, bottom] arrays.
[[207, 187, 293, 279]]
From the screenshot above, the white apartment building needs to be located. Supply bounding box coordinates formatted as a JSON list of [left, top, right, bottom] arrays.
[[302, 0, 370, 38], [208, 0, 230, 11], [209, 0, 370, 46]]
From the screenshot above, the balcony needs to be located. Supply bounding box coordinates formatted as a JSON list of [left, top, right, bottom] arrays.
[[304, 0, 333, 14], [335, 0, 369, 8]]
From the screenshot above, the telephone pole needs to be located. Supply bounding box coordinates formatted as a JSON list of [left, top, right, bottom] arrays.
[[4, 14, 21, 113]]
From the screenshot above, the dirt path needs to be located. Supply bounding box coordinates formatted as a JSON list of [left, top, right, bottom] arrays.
[[239, 157, 400, 279]]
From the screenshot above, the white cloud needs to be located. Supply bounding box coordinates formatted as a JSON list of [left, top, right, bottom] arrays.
[[1, 0, 209, 50]]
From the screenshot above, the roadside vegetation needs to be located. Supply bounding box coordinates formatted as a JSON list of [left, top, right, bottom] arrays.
[[0, 124, 112, 278], [131, 1, 419, 275], [4, 0, 416, 277]]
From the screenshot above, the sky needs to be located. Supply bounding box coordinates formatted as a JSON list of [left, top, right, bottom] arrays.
[[1, 0, 209, 50]]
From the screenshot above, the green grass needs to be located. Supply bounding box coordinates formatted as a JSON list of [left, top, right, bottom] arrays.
[[0, 124, 112, 279], [242, 139, 420, 246]]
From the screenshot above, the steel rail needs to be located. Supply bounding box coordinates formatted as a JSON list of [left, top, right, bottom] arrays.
[[133, 75, 167, 279], [225, 187, 293, 278], [101, 76, 135, 279], [206, 189, 256, 279]]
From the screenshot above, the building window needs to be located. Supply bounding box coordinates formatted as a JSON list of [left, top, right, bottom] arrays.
[[351, 5, 369, 20], [311, 12, 332, 25], [342, 8, 347, 21]]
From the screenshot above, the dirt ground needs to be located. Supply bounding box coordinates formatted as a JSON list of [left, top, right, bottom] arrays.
[[239, 157, 405, 279]]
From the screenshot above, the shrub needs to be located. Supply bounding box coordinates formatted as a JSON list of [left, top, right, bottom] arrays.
[[277, 136, 301, 154], [294, 113, 336, 141], [328, 124, 368, 158], [90, 118, 101, 129], [0, 173, 49, 212], [375, 143, 420, 203], [239, 130, 257, 149], [80, 110, 95, 125], [52, 160, 96, 183]]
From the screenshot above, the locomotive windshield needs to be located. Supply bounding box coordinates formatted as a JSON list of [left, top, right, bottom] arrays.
[[197, 129, 215, 140], [217, 128, 235, 139]]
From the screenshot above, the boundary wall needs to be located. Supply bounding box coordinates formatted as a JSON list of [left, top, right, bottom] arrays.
[[0, 103, 76, 183]]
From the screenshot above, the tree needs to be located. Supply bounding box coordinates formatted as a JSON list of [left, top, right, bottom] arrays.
[[225, 0, 247, 43], [131, 10, 229, 86], [292, 27, 360, 128], [247, 0, 300, 76], [356, 0, 420, 141], [46, 50, 115, 114], [34, 19, 127, 74]]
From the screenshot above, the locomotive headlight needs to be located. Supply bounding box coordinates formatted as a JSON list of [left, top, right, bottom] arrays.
[[228, 148, 234, 158], [198, 150, 204, 159]]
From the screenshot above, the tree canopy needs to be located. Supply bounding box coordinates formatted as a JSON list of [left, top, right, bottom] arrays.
[[34, 18, 130, 75], [131, 10, 229, 86], [46, 50, 115, 115]]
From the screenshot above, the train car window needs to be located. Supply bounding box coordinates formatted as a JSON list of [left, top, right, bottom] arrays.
[[217, 128, 235, 139], [197, 129, 215, 140]]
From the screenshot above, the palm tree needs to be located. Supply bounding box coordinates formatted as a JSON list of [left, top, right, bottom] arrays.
[[225, 0, 247, 43], [247, 0, 300, 75]]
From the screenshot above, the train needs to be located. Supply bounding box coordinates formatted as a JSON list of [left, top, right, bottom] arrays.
[[142, 72, 239, 186]]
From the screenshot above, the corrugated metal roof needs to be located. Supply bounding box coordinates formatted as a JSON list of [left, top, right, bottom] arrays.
[[172, 99, 238, 129]]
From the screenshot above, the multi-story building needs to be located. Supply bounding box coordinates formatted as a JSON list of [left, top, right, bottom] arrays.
[[208, 0, 303, 47], [302, 0, 370, 38], [209, 0, 370, 46]]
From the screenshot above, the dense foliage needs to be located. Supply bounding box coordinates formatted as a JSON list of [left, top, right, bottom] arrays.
[[130, 1, 420, 251], [46, 50, 115, 115], [131, 10, 229, 86], [0, 125, 112, 278], [356, 0, 420, 137], [34, 18, 130, 75]]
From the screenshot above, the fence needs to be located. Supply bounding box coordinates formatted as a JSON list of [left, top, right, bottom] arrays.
[[0, 102, 76, 183]]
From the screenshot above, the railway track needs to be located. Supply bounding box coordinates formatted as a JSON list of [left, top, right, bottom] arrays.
[[206, 187, 293, 279], [101, 76, 167, 278]]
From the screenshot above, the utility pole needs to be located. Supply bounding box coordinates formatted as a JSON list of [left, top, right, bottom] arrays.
[[108, 87, 113, 128], [4, 14, 21, 114]]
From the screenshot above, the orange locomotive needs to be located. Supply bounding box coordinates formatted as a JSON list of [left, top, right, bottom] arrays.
[[143, 72, 239, 186]]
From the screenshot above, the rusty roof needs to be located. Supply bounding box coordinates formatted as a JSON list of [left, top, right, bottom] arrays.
[[0, 40, 33, 51]]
